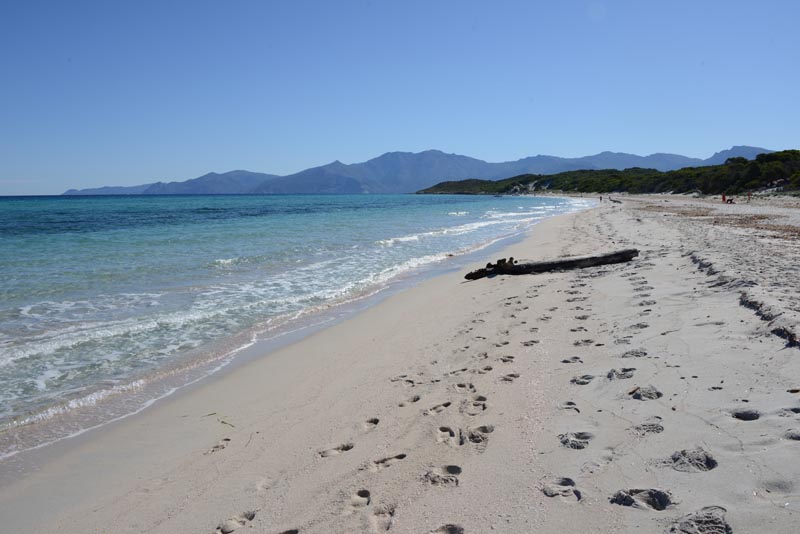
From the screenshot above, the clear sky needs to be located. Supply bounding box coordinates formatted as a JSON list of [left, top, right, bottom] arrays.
[[1, 0, 798, 195]]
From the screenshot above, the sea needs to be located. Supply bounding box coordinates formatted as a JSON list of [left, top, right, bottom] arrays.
[[0, 194, 593, 460]]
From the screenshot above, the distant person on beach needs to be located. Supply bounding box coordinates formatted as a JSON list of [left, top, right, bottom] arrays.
[[748, 192, 752, 203], [722, 193, 726, 203]]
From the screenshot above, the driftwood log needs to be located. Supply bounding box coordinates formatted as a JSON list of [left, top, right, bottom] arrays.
[[465, 248, 639, 280]]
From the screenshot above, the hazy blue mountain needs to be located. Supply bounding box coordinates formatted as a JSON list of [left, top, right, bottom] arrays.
[[252, 163, 365, 194], [63, 184, 156, 195], [141, 170, 278, 195], [704, 145, 774, 165], [570, 151, 704, 171], [331, 150, 499, 193], [63, 145, 774, 195]]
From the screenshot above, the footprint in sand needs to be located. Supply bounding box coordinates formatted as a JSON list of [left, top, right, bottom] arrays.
[[570, 374, 595, 385], [521, 339, 539, 346], [621, 349, 648, 358], [628, 385, 663, 400], [559, 401, 580, 414], [498, 355, 515, 363], [467, 425, 494, 452], [558, 432, 594, 449], [424, 402, 452, 416], [369, 454, 407, 472], [631, 416, 664, 436], [370, 504, 396, 532], [500, 373, 520, 383], [453, 383, 476, 394], [437, 426, 464, 447], [542, 477, 582, 501], [660, 448, 717, 472], [460, 395, 488, 416], [666, 506, 732, 534], [206, 437, 231, 454], [575, 315, 590, 320], [607, 368, 636, 380], [561, 356, 583, 364], [473, 365, 493, 374], [215, 511, 256, 534], [363, 418, 380, 431], [785, 428, 800, 441], [430, 526, 464, 534], [610, 488, 673, 511], [437, 425, 494, 451], [390, 375, 417, 387], [343, 489, 371, 515], [573, 339, 594, 346], [398, 395, 421, 407], [731, 409, 760, 421], [278, 530, 299, 534], [424, 465, 462, 487], [319, 443, 355, 458]]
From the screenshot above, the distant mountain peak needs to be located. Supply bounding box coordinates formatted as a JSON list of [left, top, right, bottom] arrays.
[[63, 145, 776, 196]]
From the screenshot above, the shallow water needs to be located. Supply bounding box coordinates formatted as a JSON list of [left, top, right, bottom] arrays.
[[0, 193, 592, 458]]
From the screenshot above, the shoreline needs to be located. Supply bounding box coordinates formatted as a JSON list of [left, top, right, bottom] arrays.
[[2, 197, 799, 533], [0, 197, 593, 465]]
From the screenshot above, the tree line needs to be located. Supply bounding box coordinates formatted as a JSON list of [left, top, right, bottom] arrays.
[[418, 150, 800, 195]]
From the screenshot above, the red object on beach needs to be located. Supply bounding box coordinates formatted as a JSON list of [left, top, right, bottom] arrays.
[[722, 193, 726, 203]]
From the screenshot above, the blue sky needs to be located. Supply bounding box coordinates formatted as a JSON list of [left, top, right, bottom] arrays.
[[1, 0, 798, 195]]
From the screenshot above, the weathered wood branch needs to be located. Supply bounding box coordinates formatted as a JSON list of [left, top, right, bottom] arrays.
[[465, 249, 639, 280]]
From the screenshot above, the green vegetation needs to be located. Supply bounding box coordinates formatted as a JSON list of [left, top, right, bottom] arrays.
[[418, 150, 800, 196]]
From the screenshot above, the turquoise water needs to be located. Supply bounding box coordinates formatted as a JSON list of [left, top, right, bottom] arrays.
[[0, 194, 592, 458]]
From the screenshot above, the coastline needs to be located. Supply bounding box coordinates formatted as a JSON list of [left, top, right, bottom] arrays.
[[2, 197, 799, 533], [0, 195, 592, 464]]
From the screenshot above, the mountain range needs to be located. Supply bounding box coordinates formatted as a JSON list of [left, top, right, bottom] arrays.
[[63, 146, 772, 195]]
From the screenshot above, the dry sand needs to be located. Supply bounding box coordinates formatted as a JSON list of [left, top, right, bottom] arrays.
[[1, 196, 799, 533]]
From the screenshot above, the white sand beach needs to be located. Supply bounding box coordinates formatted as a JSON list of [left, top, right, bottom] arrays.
[[1, 196, 799, 533]]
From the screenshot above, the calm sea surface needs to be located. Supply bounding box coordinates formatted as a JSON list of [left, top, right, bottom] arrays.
[[0, 194, 592, 458]]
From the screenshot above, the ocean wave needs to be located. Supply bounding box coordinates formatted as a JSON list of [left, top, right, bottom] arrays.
[[375, 235, 421, 246], [1, 379, 147, 430], [376, 216, 543, 247]]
